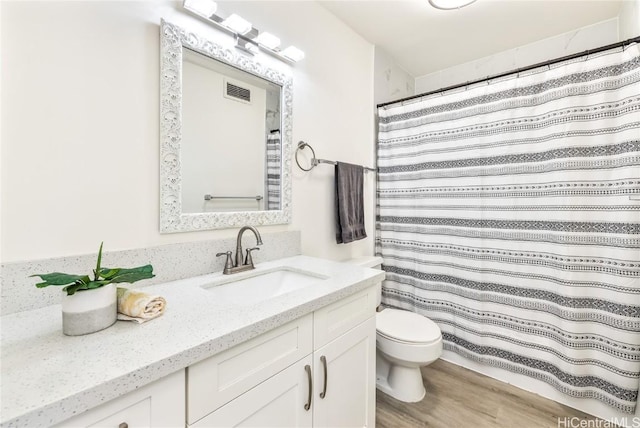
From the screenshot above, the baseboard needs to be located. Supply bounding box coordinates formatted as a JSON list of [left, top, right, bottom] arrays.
[[440, 350, 640, 428]]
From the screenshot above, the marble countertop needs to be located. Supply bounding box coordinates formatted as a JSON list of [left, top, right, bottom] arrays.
[[0, 255, 385, 427]]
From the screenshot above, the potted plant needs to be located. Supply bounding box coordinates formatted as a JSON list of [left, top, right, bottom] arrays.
[[31, 242, 155, 336]]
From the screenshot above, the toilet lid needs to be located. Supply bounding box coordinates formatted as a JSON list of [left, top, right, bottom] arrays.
[[377, 309, 441, 343]]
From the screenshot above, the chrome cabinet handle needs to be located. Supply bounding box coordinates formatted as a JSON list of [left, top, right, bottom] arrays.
[[304, 364, 312, 411], [118, 423, 128, 428], [320, 355, 328, 399]]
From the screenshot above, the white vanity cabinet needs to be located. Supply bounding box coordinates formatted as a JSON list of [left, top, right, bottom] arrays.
[[188, 285, 378, 428], [54, 369, 185, 428]]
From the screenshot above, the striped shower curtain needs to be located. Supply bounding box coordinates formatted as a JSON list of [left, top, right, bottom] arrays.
[[376, 44, 640, 413], [265, 132, 281, 210]]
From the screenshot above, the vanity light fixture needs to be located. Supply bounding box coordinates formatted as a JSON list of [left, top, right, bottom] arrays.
[[182, 1, 305, 64], [237, 37, 260, 55], [221, 13, 253, 35], [281, 46, 305, 62], [254, 32, 281, 50], [183, 0, 217, 18], [428, 0, 477, 10]]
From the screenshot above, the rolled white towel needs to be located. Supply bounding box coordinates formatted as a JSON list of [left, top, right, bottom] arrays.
[[116, 287, 166, 324]]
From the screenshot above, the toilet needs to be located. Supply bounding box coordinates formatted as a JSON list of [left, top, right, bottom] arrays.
[[346, 257, 443, 403]]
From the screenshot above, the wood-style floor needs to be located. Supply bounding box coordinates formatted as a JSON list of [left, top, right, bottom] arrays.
[[376, 359, 607, 428]]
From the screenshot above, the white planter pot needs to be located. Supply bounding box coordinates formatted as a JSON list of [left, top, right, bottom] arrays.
[[61, 283, 117, 336]]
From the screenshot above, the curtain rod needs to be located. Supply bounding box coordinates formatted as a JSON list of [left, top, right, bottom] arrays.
[[377, 35, 640, 109]]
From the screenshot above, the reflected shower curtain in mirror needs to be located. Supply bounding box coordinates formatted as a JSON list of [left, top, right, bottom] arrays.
[[265, 131, 281, 210], [376, 44, 640, 413]]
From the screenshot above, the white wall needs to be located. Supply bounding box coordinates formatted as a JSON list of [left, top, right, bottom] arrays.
[[0, 0, 3, 266], [0, 1, 374, 263], [619, 0, 640, 40], [415, 18, 620, 93], [373, 46, 415, 106], [371, 46, 414, 240]]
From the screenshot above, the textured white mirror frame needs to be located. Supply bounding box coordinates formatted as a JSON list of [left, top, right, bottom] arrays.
[[159, 19, 293, 233]]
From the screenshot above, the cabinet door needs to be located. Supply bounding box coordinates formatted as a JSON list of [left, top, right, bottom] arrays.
[[313, 316, 376, 428], [190, 356, 313, 428]]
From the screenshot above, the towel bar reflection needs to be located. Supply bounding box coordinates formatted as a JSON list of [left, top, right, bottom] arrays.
[[296, 141, 376, 173], [204, 195, 264, 201]]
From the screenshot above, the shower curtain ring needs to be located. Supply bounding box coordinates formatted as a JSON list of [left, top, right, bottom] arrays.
[[296, 141, 317, 171]]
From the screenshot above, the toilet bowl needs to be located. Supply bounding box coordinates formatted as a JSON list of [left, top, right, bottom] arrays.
[[376, 308, 442, 402], [345, 256, 443, 403]]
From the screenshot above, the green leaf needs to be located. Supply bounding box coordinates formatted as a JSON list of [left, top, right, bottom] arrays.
[[105, 265, 155, 284], [31, 242, 155, 294], [98, 268, 121, 280], [84, 280, 110, 289], [62, 279, 109, 295], [94, 242, 104, 282], [29, 273, 86, 287], [63, 282, 86, 295]]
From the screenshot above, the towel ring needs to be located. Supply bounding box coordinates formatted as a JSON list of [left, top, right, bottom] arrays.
[[295, 141, 316, 172]]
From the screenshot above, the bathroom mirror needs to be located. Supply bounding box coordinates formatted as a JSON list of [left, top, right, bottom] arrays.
[[160, 19, 293, 233]]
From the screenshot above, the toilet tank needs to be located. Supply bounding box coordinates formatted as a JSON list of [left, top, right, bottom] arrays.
[[344, 256, 383, 307], [345, 256, 383, 270]]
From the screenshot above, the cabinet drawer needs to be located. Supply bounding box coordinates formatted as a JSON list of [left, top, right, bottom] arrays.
[[74, 399, 150, 428], [187, 314, 313, 424], [54, 369, 185, 428], [313, 285, 378, 349]]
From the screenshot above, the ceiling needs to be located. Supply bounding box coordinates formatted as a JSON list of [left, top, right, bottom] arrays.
[[319, 0, 622, 77]]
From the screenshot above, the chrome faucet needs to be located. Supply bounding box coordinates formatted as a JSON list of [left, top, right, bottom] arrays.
[[216, 226, 263, 275]]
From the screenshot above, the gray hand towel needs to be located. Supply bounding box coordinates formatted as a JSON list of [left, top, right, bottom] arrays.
[[335, 162, 367, 244]]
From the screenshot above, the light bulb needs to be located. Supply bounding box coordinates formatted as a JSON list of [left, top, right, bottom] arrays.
[[222, 14, 253, 35], [254, 32, 281, 50], [281, 46, 305, 62], [183, 0, 217, 18]]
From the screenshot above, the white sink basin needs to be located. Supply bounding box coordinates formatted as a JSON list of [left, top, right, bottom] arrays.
[[202, 268, 328, 306]]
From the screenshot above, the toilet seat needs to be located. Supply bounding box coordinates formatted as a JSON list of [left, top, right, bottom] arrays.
[[377, 309, 441, 344], [377, 331, 440, 346]]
